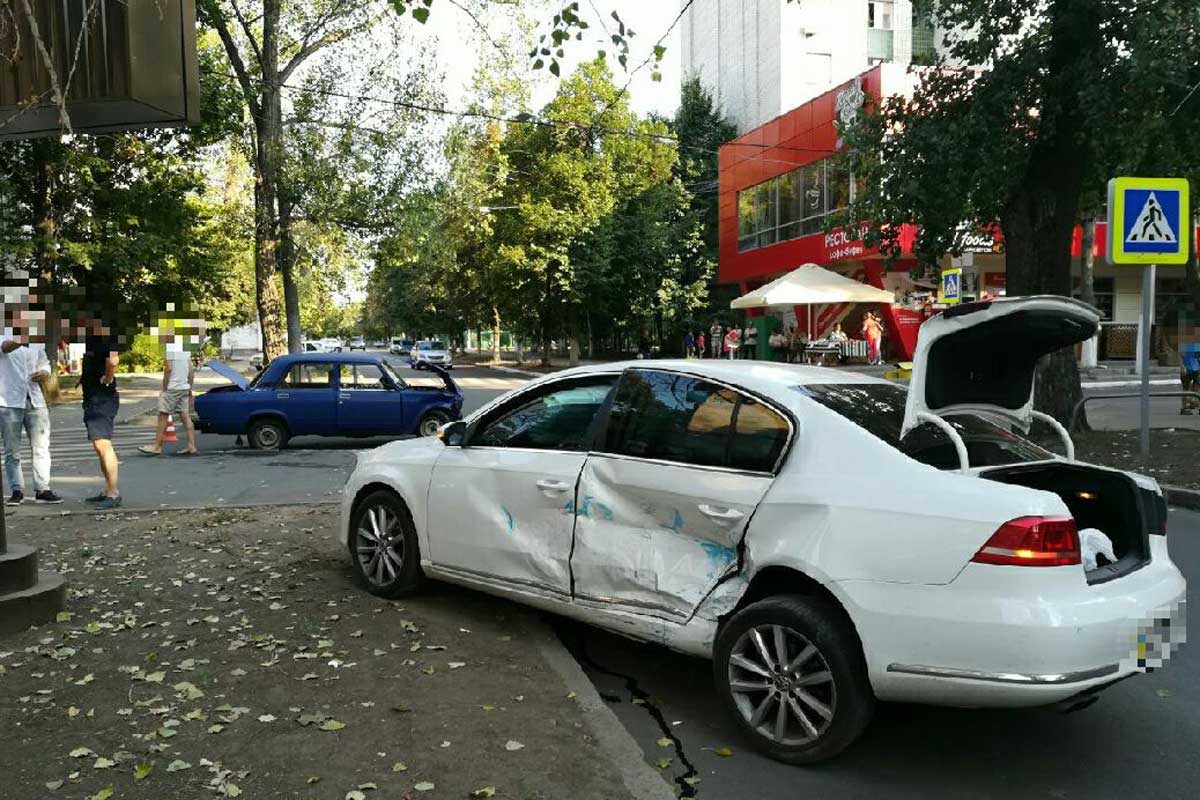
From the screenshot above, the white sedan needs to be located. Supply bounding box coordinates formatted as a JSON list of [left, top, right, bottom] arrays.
[[338, 297, 1186, 763]]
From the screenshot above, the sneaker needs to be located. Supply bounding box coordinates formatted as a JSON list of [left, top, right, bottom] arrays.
[[94, 495, 122, 510], [35, 490, 64, 504], [84, 493, 107, 503], [6, 490, 23, 506]]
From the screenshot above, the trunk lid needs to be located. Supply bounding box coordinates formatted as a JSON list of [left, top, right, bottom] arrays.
[[204, 360, 250, 390], [902, 296, 1100, 437]]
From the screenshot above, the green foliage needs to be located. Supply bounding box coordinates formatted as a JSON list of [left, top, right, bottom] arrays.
[[121, 335, 166, 374]]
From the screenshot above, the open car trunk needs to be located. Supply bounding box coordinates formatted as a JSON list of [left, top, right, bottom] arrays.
[[980, 462, 1165, 584]]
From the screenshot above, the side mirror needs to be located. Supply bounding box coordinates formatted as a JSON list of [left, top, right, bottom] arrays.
[[439, 420, 467, 447]]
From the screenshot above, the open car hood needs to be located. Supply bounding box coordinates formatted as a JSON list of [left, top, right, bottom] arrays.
[[901, 296, 1100, 436], [204, 360, 250, 390]]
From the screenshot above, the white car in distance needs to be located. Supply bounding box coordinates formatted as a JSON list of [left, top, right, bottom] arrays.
[[338, 297, 1186, 764], [411, 340, 452, 369]]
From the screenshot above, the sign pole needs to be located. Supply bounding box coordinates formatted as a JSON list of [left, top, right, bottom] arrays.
[[1139, 263, 1156, 461]]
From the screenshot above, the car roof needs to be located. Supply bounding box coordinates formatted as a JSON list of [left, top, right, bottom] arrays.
[[274, 352, 382, 365], [545, 359, 889, 394]]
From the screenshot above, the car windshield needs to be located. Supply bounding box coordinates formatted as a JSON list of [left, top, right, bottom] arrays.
[[794, 383, 1052, 470], [418, 342, 435, 351]]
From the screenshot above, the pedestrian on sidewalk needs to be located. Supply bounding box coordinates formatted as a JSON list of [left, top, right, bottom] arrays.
[[81, 328, 122, 509], [140, 333, 198, 455], [1, 323, 63, 505], [724, 327, 740, 360], [710, 320, 722, 359], [1181, 341, 1200, 415], [684, 330, 696, 359], [696, 332, 706, 359]]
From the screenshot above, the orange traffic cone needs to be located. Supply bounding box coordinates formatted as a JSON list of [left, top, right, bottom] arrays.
[[164, 415, 178, 443]]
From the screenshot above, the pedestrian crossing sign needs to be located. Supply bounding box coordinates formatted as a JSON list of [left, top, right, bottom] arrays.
[[940, 268, 962, 305], [1107, 177, 1190, 265]]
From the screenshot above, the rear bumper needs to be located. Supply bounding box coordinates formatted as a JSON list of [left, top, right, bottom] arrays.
[[837, 541, 1187, 707]]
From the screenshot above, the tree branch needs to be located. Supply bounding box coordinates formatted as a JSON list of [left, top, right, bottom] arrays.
[[230, 0, 264, 70], [280, 12, 379, 84], [204, 1, 262, 118]]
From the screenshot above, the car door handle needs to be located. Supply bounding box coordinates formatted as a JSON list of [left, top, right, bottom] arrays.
[[277, 392, 290, 399], [698, 504, 745, 523], [536, 479, 571, 493]]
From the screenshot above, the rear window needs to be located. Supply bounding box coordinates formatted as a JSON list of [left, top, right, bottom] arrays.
[[795, 383, 1051, 469]]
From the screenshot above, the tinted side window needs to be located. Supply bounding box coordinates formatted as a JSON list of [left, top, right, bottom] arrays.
[[279, 363, 332, 389], [730, 398, 789, 472], [474, 378, 616, 451], [603, 370, 737, 468]]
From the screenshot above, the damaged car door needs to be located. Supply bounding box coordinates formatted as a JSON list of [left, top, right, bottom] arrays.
[[425, 375, 618, 598], [571, 369, 791, 621]]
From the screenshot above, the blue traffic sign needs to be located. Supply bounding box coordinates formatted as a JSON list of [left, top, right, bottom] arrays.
[[1108, 177, 1190, 265]]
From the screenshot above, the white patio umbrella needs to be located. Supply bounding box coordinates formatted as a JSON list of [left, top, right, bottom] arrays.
[[730, 263, 896, 339]]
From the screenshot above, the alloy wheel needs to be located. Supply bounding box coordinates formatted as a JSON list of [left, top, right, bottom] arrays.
[[354, 504, 405, 587], [727, 624, 837, 746]]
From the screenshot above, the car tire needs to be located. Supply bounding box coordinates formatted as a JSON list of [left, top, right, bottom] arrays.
[[248, 417, 289, 451], [349, 490, 423, 598], [417, 409, 450, 438], [713, 594, 874, 765]]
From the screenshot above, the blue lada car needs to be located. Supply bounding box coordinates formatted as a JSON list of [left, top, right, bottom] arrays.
[[195, 353, 463, 450]]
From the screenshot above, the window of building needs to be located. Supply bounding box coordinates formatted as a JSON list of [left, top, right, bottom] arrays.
[[735, 156, 852, 252], [867, 1, 894, 29]]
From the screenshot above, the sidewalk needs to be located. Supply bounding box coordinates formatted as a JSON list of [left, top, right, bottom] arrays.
[[0, 505, 668, 800]]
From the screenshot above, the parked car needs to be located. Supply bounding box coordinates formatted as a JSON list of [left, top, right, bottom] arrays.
[[411, 339, 452, 369], [371, 339, 387, 348], [348, 336, 367, 351], [338, 297, 1185, 764], [195, 354, 463, 449], [390, 338, 415, 356]]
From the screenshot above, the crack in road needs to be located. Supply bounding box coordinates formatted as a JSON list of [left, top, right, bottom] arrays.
[[555, 622, 701, 798]]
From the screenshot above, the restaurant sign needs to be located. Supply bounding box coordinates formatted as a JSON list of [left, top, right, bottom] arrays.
[[952, 225, 1004, 254]]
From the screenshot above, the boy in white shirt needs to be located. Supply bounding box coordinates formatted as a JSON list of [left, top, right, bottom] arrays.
[[138, 335, 197, 455]]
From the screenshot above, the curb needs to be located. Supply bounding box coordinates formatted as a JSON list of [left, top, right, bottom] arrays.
[[523, 615, 675, 800], [1163, 485, 1200, 511], [9, 499, 340, 519]]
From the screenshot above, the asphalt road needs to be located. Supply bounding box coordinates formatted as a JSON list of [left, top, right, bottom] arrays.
[[4, 354, 524, 513], [557, 508, 1200, 800]]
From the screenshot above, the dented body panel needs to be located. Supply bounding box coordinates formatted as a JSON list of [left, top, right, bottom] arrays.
[[571, 454, 767, 620]]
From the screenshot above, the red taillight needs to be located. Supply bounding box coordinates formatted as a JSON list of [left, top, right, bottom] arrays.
[[971, 517, 1081, 567]]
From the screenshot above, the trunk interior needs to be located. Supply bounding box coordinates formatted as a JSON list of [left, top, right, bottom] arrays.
[[981, 463, 1159, 584]]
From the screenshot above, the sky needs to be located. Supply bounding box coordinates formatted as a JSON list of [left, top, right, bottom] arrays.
[[415, 1, 684, 118]]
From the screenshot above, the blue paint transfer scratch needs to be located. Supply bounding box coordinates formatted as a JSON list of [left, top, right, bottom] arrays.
[[574, 495, 614, 521], [700, 542, 736, 571], [660, 509, 685, 533], [501, 507, 514, 535]]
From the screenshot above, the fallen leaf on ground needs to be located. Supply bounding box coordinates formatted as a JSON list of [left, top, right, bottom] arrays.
[[45, 780, 64, 791], [89, 788, 113, 800], [306, 775, 321, 784], [319, 719, 346, 731], [414, 782, 435, 792], [345, 792, 366, 800], [714, 746, 734, 757], [656, 737, 672, 747], [655, 758, 672, 769], [469, 787, 497, 798], [257, 714, 277, 723], [504, 740, 524, 751], [70, 747, 95, 758], [135, 761, 153, 781], [683, 776, 702, 786], [167, 759, 192, 772], [223, 783, 243, 797], [93, 756, 116, 769]]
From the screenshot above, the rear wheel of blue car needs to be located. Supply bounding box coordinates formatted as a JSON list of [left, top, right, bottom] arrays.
[[350, 490, 423, 597], [418, 410, 450, 438], [248, 417, 288, 450]]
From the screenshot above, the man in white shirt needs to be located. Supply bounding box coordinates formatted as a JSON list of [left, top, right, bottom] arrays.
[[0, 330, 62, 505], [138, 335, 197, 455]]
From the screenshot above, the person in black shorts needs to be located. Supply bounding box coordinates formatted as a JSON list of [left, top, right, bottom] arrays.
[[81, 334, 122, 509]]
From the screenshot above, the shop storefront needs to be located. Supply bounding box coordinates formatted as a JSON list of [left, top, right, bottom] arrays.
[[718, 65, 1199, 362]]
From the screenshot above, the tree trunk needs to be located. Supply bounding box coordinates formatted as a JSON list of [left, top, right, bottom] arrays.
[[1080, 217, 1096, 308], [253, 3, 287, 362], [31, 140, 60, 396], [586, 311, 594, 358], [998, 0, 1101, 426], [278, 192, 302, 354], [491, 307, 502, 363]]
